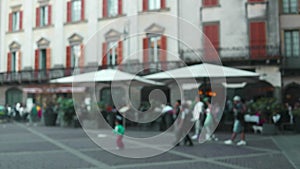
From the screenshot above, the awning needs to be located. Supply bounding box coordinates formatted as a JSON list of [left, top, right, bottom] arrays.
[[144, 63, 259, 80], [50, 69, 164, 86]]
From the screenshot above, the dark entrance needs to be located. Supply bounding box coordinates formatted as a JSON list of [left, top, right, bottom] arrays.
[[284, 83, 300, 105], [6, 88, 23, 106], [141, 86, 170, 105]]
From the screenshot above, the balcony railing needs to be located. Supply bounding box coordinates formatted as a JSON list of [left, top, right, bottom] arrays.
[[182, 45, 281, 63], [0, 61, 185, 84]]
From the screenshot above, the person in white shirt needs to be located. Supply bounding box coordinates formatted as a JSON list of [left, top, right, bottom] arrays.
[[191, 96, 204, 140]]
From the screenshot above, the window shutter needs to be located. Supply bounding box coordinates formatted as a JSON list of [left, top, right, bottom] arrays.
[[67, 1, 72, 22], [103, 0, 108, 17], [118, 0, 123, 15], [9, 13, 12, 31], [298, 0, 300, 12], [35, 49, 40, 70], [19, 11, 23, 30], [203, 23, 219, 60], [18, 51, 22, 72], [117, 41, 123, 65], [46, 48, 51, 70], [143, 37, 149, 72], [66, 46, 71, 68], [161, 0, 166, 9], [143, 0, 148, 11], [36, 7, 40, 27], [48, 5, 52, 25], [7, 53, 12, 72], [250, 22, 266, 59], [248, 0, 264, 2], [81, 0, 85, 21], [102, 43, 108, 68], [79, 44, 85, 68], [160, 35, 167, 70], [203, 0, 218, 7]]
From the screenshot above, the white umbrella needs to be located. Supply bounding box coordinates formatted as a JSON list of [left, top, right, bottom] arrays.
[[144, 63, 259, 80], [50, 69, 164, 86]]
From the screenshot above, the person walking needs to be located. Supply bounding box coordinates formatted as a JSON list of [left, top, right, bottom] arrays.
[[224, 96, 247, 146], [174, 101, 193, 146], [191, 96, 204, 140], [113, 115, 125, 150], [201, 97, 218, 142]]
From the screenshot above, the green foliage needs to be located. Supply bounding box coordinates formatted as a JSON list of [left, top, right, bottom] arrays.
[[293, 108, 300, 117], [58, 97, 75, 124], [247, 97, 286, 123]]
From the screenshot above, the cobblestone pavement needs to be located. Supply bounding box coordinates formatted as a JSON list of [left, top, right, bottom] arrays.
[[0, 123, 298, 169]]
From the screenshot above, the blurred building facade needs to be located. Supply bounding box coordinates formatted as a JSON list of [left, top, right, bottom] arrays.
[[0, 0, 296, 106], [279, 0, 300, 104]]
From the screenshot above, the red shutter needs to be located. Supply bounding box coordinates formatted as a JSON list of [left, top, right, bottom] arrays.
[[7, 53, 12, 72], [102, 43, 108, 68], [66, 46, 71, 68], [117, 41, 123, 65], [298, 0, 300, 12], [143, 0, 148, 11], [250, 22, 266, 59], [67, 1, 72, 22], [103, 0, 108, 17], [143, 37, 149, 72], [48, 5, 52, 25], [19, 11, 23, 30], [9, 13, 12, 31], [203, 0, 218, 7], [35, 50, 40, 70], [160, 35, 167, 70], [36, 8, 40, 27], [161, 0, 166, 9], [81, 0, 85, 20], [118, 0, 123, 15], [18, 51, 22, 72], [248, 0, 264, 2], [46, 48, 51, 70], [203, 23, 219, 60], [102, 0, 108, 18]]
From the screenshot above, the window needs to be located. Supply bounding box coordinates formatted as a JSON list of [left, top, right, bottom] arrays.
[[202, 0, 218, 7], [9, 10, 23, 32], [39, 49, 47, 70], [72, 0, 81, 22], [10, 52, 17, 72], [143, 34, 167, 72], [71, 44, 81, 67], [67, 34, 84, 70], [67, 0, 84, 22], [107, 42, 118, 66], [149, 36, 161, 62], [12, 12, 20, 31], [149, 0, 161, 10], [40, 6, 49, 26], [283, 0, 298, 14], [108, 0, 118, 17], [102, 41, 123, 68], [143, 0, 166, 11], [36, 5, 52, 27], [103, 0, 122, 18], [285, 30, 300, 57]]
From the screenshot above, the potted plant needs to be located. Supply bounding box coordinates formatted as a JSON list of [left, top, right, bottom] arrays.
[[250, 97, 283, 135], [43, 102, 58, 126], [58, 97, 77, 127], [292, 108, 300, 132]]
